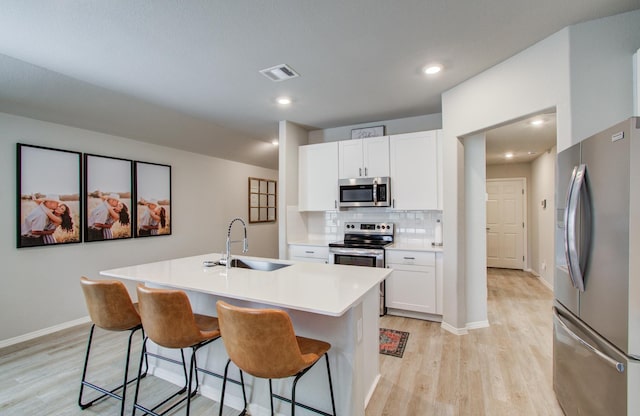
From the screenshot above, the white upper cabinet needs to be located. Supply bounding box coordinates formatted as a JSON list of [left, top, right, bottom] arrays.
[[298, 142, 339, 211], [390, 130, 440, 210], [338, 136, 390, 179]]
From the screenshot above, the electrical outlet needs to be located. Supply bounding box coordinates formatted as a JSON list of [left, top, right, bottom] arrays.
[[541, 261, 547, 272]]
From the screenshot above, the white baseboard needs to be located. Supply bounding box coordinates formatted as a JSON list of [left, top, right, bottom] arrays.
[[200, 384, 246, 412], [386, 308, 442, 322], [466, 320, 490, 330], [525, 268, 554, 291], [537, 275, 553, 291], [0, 316, 91, 349], [440, 319, 489, 335], [365, 374, 381, 408], [440, 321, 468, 335]]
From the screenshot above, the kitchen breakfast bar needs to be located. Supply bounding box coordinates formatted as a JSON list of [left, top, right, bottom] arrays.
[[100, 254, 391, 415]]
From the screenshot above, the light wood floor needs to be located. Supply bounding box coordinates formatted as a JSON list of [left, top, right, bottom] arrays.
[[367, 268, 563, 416], [0, 268, 563, 415]]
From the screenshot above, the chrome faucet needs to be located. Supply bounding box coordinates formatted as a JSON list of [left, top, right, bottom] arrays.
[[222, 218, 248, 268]]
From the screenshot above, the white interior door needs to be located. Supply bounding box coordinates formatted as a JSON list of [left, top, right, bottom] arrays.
[[486, 178, 525, 269]]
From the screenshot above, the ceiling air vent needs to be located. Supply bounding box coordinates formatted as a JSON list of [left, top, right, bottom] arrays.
[[259, 64, 300, 82]]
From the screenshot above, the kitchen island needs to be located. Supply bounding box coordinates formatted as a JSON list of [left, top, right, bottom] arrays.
[[101, 254, 391, 416]]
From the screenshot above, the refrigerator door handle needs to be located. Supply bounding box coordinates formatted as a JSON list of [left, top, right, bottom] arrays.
[[553, 307, 625, 373], [565, 164, 590, 291], [564, 166, 582, 290]]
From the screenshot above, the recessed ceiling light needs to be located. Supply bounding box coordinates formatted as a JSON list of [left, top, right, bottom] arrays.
[[505, 152, 514, 159], [424, 64, 442, 75], [276, 96, 291, 105], [530, 119, 544, 126]]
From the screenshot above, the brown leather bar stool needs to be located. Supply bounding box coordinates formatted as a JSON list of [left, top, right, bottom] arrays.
[[78, 276, 148, 416], [216, 300, 337, 416], [133, 285, 221, 416]]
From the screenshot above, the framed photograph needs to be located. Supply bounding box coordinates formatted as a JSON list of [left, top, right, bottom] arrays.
[[248, 177, 277, 223], [17, 143, 82, 248], [351, 125, 385, 139], [84, 154, 133, 242], [134, 161, 171, 237]]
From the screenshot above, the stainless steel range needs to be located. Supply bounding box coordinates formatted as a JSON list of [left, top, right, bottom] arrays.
[[329, 222, 394, 315]]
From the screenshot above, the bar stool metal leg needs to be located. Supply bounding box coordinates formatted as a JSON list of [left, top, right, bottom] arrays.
[[271, 353, 337, 416], [132, 337, 191, 416], [219, 359, 249, 416], [78, 323, 144, 416], [324, 353, 337, 416]]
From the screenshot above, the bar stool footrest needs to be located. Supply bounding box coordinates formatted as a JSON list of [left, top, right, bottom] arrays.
[[272, 394, 334, 416]]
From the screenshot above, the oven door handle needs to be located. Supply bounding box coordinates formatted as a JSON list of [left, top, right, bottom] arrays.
[[329, 247, 385, 256]]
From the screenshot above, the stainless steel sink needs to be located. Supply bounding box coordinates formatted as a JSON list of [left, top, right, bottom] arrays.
[[204, 258, 291, 271], [229, 258, 290, 271]]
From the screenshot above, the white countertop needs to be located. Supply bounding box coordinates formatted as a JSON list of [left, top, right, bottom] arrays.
[[100, 254, 391, 317], [387, 242, 444, 252]]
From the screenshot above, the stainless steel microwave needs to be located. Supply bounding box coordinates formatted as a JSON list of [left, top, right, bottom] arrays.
[[338, 177, 391, 208]]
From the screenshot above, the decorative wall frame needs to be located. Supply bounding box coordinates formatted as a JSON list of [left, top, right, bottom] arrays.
[[351, 125, 385, 139], [248, 177, 277, 223], [134, 161, 172, 237], [17, 143, 82, 248], [84, 154, 133, 242]]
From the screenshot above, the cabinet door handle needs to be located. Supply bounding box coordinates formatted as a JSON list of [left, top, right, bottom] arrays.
[[334, 200, 337, 209], [403, 257, 415, 260], [305, 251, 315, 254], [365, 167, 368, 176], [359, 167, 362, 176], [392, 199, 395, 208]]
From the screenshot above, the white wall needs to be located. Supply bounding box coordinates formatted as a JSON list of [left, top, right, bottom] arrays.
[[278, 120, 309, 258], [308, 114, 442, 143], [569, 12, 640, 142], [486, 153, 556, 289], [0, 112, 278, 344], [442, 28, 571, 330], [464, 134, 487, 328], [441, 9, 640, 330], [531, 148, 556, 288]]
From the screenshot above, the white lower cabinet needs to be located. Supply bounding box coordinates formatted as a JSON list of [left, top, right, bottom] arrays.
[[288, 244, 329, 264], [386, 250, 439, 318]]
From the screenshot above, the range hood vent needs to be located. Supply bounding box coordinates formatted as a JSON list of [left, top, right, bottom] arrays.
[[259, 64, 300, 82]]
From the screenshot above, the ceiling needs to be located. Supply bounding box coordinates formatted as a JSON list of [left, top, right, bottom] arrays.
[[0, 1, 638, 169], [486, 112, 557, 165]]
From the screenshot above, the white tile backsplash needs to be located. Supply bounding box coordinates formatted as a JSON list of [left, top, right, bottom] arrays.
[[305, 209, 442, 243]]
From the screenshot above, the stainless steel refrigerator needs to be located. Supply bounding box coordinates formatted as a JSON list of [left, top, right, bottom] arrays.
[[554, 117, 640, 415]]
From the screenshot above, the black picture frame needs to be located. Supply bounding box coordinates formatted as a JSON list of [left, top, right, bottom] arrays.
[[134, 161, 172, 238], [17, 143, 82, 248], [84, 154, 134, 242]]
